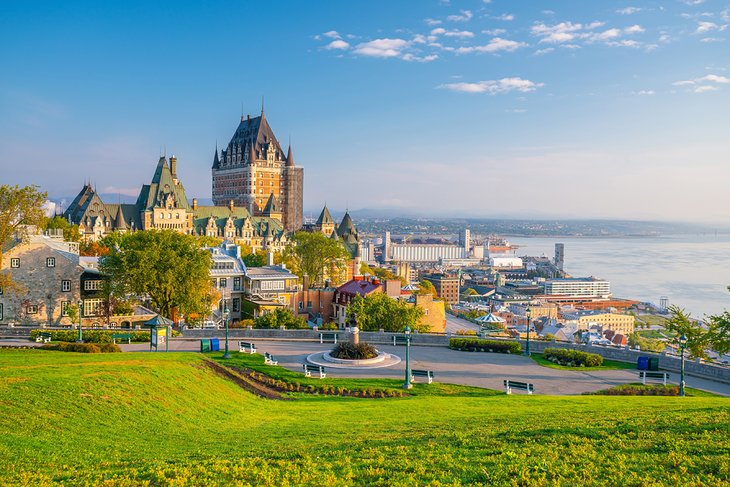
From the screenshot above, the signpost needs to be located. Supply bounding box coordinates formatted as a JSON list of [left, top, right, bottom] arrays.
[[150, 325, 170, 352]]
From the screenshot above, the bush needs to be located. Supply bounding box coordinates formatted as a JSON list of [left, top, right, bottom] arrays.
[[449, 338, 521, 354], [330, 342, 378, 360], [544, 348, 603, 367], [30, 329, 150, 343], [40, 342, 121, 353], [588, 384, 680, 396]]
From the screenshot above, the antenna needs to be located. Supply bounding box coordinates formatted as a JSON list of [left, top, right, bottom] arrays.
[[261, 95, 264, 114]]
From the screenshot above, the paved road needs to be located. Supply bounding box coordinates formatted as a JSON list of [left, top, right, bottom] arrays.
[[444, 313, 480, 334], [117, 338, 730, 396]]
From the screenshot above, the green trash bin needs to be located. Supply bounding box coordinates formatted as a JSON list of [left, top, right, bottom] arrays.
[[648, 357, 659, 371], [200, 339, 211, 353]]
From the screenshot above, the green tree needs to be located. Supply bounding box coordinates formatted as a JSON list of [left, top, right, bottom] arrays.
[[66, 304, 79, 326], [359, 261, 375, 276], [707, 286, 730, 355], [283, 231, 350, 287], [99, 230, 213, 320], [45, 216, 81, 242], [416, 279, 438, 298], [254, 308, 307, 329], [243, 250, 267, 267], [663, 305, 710, 359], [347, 293, 427, 333], [627, 332, 665, 353], [0, 184, 48, 294], [373, 267, 406, 285]]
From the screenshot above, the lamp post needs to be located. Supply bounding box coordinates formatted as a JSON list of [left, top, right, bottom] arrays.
[[402, 325, 412, 389], [223, 299, 231, 359], [679, 334, 687, 397], [524, 306, 532, 356], [76, 299, 83, 343]]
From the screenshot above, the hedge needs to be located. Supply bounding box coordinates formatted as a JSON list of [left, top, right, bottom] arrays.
[[40, 342, 122, 353], [543, 347, 603, 367], [449, 338, 521, 354], [30, 329, 151, 343]]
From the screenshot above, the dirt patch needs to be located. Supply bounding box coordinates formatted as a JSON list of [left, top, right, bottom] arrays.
[[200, 359, 287, 400]]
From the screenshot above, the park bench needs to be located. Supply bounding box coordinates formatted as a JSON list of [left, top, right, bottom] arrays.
[[393, 335, 409, 346], [319, 333, 338, 344], [410, 369, 434, 384], [35, 332, 52, 343], [504, 380, 534, 395], [639, 371, 670, 385], [264, 352, 278, 366], [238, 341, 257, 354], [112, 333, 132, 344], [302, 363, 327, 379]]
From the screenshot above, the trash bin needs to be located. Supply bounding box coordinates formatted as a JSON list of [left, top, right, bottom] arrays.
[[648, 357, 660, 371], [637, 356, 649, 370], [200, 339, 211, 353], [210, 338, 220, 352]]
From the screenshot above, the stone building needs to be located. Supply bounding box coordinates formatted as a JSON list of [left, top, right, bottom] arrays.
[[211, 108, 304, 233]]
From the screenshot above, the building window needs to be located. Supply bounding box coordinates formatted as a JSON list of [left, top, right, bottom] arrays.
[[61, 301, 69, 316], [219, 278, 227, 288], [0, 303, 3, 320], [62, 280, 71, 292], [83, 299, 103, 317], [47, 257, 56, 267], [232, 298, 240, 312], [27, 305, 38, 314], [10, 258, 20, 268], [84, 280, 102, 291], [298, 301, 304, 309], [233, 277, 241, 290]]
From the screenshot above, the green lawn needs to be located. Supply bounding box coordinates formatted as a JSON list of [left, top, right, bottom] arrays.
[[637, 329, 669, 339], [636, 314, 668, 327], [529, 352, 637, 371], [1, 349, 729, 486]]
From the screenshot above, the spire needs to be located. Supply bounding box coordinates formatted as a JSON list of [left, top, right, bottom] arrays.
[[338, 211, 356, 237], [286, 143, 294, 167], [212, 145, 220, 169], [114, 206, 128, 230], [316, 205, 334, 225], [263, 192, 280, 216], [261, 95, 265, 116]]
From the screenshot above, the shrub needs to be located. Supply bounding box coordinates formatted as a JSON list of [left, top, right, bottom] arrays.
[[544, 348, 603, 367], [330, 342, 378, 360], [588, 384, 680, 396], [449, 338, 521, 354], [40, 342, 120, 353], [30, 329, 150, 344]]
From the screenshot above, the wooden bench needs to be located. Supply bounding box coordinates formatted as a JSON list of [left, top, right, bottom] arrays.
[[112, 333, 131, 344], [303, 363, 326, 379], [393, 335, 409, 346], [504, 380, 534, 395], [639, 371, 670, 385], [238, 341, 257, 354], [319, 333, 338, 344], [35, 332, 52, 343], [411, 369, 434, 384], [264, 352, 278, 366]]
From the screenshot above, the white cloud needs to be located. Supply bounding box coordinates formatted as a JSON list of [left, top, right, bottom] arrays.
[[482, 28, 506, 36], [682, 0, 706, 5], [447, 10, 473, 22], [324, 39, 350, 50], [694, 85, 718, 92], [700, 37, 724, 42], [439, 77, 544, 94], [624, 24, 645, 34], [444, 30, 475, 38], [495, 14, 515, 21], [617, 7, 642, 15], [425, 18, 442, 26], [696, 21, 727, 34], [698, 74, 730, 83], [353, 38, 410, 58], [430, 28, 446, 35], [534, 47, 555, 55], [323, 31, 341, 39], [454, 37, 527, 54], [635, 90, 656, 95], [402, 53, 439, 63]]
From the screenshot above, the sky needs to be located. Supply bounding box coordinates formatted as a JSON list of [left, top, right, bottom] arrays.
[[1, 0, 729, 222]]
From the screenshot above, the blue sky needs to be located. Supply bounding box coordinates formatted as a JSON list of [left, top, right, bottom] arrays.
[[1, 0, 729, 222]]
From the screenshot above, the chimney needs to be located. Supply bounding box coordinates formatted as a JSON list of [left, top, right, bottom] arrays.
[[229, 199, 234, 211], [303, 274, 310, 291], [170, 155, 177, 179], [267, 251, 274, 266], [192, 198, 197, 211]]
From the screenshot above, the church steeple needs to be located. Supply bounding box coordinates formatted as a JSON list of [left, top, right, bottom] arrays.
[[286, 144, 294, 167]]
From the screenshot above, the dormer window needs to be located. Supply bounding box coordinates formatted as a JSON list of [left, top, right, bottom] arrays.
[[46, 257, 55, 268]]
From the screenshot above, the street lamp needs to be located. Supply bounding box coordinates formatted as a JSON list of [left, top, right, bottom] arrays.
[[76, 299, 83, 343], [223, 300, 231, 359], [402, 325, 412, 390], [679, 334, 687, 397], [524, 306, 532, 356]]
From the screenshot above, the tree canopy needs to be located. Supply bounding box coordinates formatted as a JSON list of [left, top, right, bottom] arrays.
[[707, 286, 730, 355], [416, 279, 438, 297], [663, 305, 710, 359], [99, 230, 213, 320], [283, 231, 350, 287], [254, 308, 307, 329], [346, 293, 427, 333], [45, 216, 81, 242]]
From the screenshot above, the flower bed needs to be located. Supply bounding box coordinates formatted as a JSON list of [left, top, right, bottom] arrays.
[[40, 342, 121, 353], [543, 348, 603, 367], [30, 329, 150, 343], [330, 342, 378, 360], [449, 338, 521, 354]]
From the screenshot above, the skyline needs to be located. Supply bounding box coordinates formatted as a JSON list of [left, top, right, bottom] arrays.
[[1, 1, 729, 223]]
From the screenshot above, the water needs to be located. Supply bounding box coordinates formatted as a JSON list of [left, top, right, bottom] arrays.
[[508, 234, 730, 318]]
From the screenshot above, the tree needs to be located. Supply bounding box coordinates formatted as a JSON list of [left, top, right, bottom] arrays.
[[45, 216, 81, 242], [243, 250, 267, 267], [360, 262, 375, 276], [282, 231, 350, 287], [347, 293, 427, 333], [627, 332, 665, 353], [80, 240, 110, 257], [66, 304, 79, 327], [663, 305, 710, 359], [0, 184, 48, 294], [254, 308, 307, 329], [707, 286, 730, 355], [373, 267, 406, 285], [416, 279, 438, 298], [99, 230, 213, 320]]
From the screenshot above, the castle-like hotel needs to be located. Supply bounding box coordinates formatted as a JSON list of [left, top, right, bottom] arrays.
[[63, 108, 304, 253]]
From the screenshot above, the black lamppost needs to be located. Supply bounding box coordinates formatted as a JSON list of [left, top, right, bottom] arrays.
[[76, 299, 83, 343], [223, 299, 231, 359], [402, 325, 412, 389], [524, 306, 532, 356], [679, 334, 687, 397]]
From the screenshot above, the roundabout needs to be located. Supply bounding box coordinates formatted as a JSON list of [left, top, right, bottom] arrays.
[[306, 350, 401, 369]]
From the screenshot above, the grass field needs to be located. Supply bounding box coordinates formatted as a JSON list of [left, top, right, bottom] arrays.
[[1, 349, 729, 486], [529, 352, 637, 371]]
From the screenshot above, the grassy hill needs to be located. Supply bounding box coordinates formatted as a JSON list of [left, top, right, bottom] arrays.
[[0, 349, 728, 486]]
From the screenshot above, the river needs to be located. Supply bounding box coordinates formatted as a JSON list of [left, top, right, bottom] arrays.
[[508, 234, 730, 318]]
